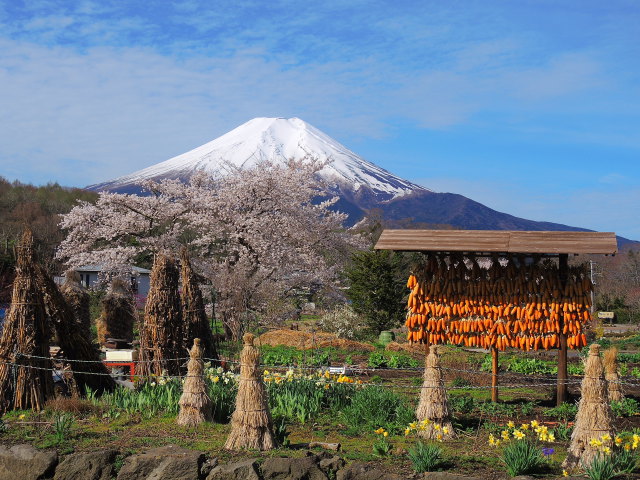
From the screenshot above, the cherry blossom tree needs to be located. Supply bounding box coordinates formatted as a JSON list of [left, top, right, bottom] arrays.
[[57, 158, 361, 339]]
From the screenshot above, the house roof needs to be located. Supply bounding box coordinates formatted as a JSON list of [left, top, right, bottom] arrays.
[[374, 230, 618, 255]]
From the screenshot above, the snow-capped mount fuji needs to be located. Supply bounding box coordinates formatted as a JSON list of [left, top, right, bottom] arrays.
[[88, 117, 429, 204], [88, 117, 634, 245]]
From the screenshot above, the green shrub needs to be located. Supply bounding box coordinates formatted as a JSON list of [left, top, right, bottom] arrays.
[[568, 363, 585, 375], [612, 448, 639, 474], [53, 413, 74, 444], [507, 357, 557, 375], [543, 402, 578, 421], [553, 421, 573, 441], [584, 452, 616, 480], [449, 395, 475, 414], [408, 441, 443, 473], [477, 401, 516, 417], [208, 380, 237, 423], [501, 438, 546, 476], [341, 386, 414, 434], [367, 351, 419, 369], [618, 353, 640, 363], [611, 398, 640, 417], [268, 378, 323, 424], [520, 401, 536, 416]]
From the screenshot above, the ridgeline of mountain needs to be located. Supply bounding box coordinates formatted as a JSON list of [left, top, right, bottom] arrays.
[[88, 117, 634, 246]]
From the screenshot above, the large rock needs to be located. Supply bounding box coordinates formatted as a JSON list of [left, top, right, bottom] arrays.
[[0, 444, 58, 480], [206, 459, 260, 480], [54, 449, 118, 480], [261, 455, 327, 480], [116, 445, 204, 480], [336, 462, 402, 480]]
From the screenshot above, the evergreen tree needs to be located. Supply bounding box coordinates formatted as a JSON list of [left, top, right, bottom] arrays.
[[344, 249, 410, 335]]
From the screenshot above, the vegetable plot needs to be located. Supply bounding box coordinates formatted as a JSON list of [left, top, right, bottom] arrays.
[[405, 254, 593, 351]]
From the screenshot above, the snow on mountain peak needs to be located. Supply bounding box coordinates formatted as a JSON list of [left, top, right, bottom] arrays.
[[89, 117, 430, 199]]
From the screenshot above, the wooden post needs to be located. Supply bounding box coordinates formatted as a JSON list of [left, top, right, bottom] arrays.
[[491, 346, 499, 402], [557, 253, 569, 405]]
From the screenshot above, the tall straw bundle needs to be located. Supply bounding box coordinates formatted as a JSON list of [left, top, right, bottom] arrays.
[[415, 345, 454, 440], [604, 346, 623, 402], [138, 254, 184, 377], [180, 250, 217, 361], [224, 333, 276, 451], [0, 230, 53, 412], [563, 344, 615, 469], [60, 270, 91, 332], [96, 278, 136, 345], [36, 265, 116, 395], [177, 338, 212, 426]]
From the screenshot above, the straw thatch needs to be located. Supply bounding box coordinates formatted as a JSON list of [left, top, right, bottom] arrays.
[[0, 230, 53, 412], [180, 250, 217, 361], [224, 333, 276, 451], [36, 265, 116, 395], [138, 254, 184, 377], [177, 338, 212, 426], [415, 345, 454, 440], [96, 278, 136, 345], [604, 346, 623, 402], [60, 270, 91, 332], [563, 344, 615, 469]]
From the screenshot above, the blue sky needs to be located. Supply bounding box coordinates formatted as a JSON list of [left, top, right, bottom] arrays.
[[0, 1, 638, 238]]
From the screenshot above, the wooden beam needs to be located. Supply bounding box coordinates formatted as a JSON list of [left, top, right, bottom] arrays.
[[557, 253, 569, 405], [491, 347, 499, 403]]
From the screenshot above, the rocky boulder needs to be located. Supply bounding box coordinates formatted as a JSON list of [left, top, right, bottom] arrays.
[[0, 444, 58, 480], [116, 445, 205, 480], [54, 449, 118, 480]]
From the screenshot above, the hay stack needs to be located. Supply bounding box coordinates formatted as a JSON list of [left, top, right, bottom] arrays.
[[604, 346, 623, 402], [60, 270, 91, 332], [36, 265, 116, 395], [415, 345, 454, 440], [563, 344, 615, 469], [224, 333, 276, 451], [96, 278, 136, 345], [138, 254, 184, 377], [180, 250, 217, 361], [177, 338, 212, 426], [0, 230, 53, 412]]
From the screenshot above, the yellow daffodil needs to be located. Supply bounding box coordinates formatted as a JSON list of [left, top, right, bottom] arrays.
[[263, 370, 269, 376], [488, 434, 496, 446], [624, 444, 632, 451], [383, 431, 388, 437], [615, 436, 623, 445], [547, 432, 555, 442], [434, 424, 441, 431], [212, 376, 220, 383], [374, 427, 385, 435], [563, 470, 569, 477], [18, 414, 25, 420], [601, 434, 611, 442], [521, 423, 529, 430], [513, 430, 525, 440], [507, 421, 515, 428], [404, 428, 411, 436], [602, 446, 612, 455], [530, 420, 539, 428], [501, 430, 510, 440], [409, 422, 417, 429], [436, 433, 443, 441], [442, 426, 450, 435]]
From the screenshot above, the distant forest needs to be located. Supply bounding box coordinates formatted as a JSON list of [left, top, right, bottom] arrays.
[[0, 177, 97, 302]]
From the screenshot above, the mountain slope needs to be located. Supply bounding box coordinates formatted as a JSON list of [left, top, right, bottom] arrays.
[[89, 117, 428, 202], [88, 117, 634, 246]]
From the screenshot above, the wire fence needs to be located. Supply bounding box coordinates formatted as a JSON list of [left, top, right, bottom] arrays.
[[6, 352, 640, 391]]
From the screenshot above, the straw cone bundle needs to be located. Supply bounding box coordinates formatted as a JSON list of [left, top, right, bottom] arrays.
[[180, 250, 217, 361], [60, 270, 91, 332], [604, 346, 623, 402], [96, 278, 136, 345], [563, 344, 615, 469], [415, 345, 454, 440], [224, 333, 276, 451], [138, 254, 184, 377], [36, 265, 116, 395], [0, 230, 53, 412], [177, 338, 212, 426]]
